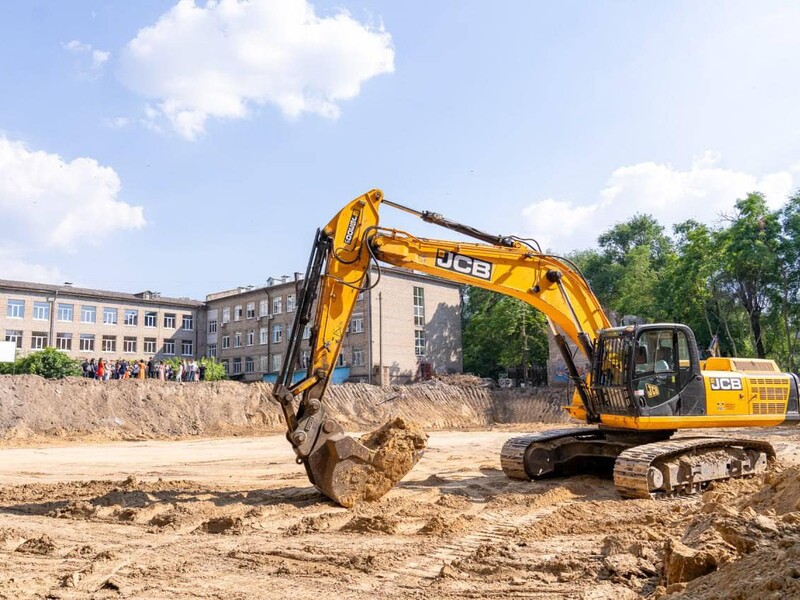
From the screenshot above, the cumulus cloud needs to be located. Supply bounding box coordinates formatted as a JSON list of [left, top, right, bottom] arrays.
[[62, 39, 110, 78], [117, 0, 395, 140], [0, 137, 146, 252], [521, 152, 797, 252]]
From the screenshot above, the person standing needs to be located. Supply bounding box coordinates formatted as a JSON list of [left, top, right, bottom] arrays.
[[176, 361, 184, 384], [199, 362, 206, 381], [96, 358, 105, 381]]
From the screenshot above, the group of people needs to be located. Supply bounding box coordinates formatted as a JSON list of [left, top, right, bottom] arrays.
[[80, 358, 206, 382]]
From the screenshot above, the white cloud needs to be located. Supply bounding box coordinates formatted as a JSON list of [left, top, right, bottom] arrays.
[[117, 0, 395, 140], [0, 247, 64, 284], [0, 137, 146, 252], [521, 152, 796, 252], [62, 39, 110, 79]]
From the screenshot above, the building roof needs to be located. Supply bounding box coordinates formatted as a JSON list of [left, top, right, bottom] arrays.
[[0, 279, 204, 308]]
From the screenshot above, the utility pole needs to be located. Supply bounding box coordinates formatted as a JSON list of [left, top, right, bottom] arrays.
[[378, 292, 384, 386]]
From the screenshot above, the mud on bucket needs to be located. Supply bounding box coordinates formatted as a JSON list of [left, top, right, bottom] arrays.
[[307, 417, 428, 508]]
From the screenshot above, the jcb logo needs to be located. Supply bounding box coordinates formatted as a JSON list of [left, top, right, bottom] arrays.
[[343, 211, 359, 245], [435, 250, 493, 280], [709, 377, 743, 391]]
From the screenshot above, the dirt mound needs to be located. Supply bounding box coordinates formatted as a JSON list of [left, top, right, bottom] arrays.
[[0, 375, 573, 444], [658, 466, 800, 598]]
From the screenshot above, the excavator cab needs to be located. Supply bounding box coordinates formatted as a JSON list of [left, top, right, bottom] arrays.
[[587, 324, 705, 420]]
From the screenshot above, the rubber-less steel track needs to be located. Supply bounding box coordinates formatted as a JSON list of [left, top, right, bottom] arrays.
[[613, 436, 776, 499]]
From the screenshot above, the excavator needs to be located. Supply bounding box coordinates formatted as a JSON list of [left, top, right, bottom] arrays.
[[272, 189, 800, 506]]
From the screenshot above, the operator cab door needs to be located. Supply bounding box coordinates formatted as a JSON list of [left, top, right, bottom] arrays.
[[632, 326, 702, 416]]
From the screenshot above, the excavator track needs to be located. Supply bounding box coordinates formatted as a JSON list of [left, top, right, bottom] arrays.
[[500, 428, 607, 480], [613, 436, 776, 499]]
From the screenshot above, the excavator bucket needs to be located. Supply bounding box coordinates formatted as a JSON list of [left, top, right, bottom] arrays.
[[304, 417, 427, 508]]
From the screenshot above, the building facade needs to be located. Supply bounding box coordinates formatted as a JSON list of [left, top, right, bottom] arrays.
[[1, 268, 463, 384], [0, 280, 204, 361], [205, 268, 463, 383]]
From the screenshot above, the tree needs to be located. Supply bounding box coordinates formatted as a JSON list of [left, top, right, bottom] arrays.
[[198, 356, 227, 381], [718, 193, 781, 358], [0, 348, 81, 378], [462, 287, 548, 381]]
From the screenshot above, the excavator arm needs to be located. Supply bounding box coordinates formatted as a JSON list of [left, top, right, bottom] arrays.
[[273, 189, 612, 506]]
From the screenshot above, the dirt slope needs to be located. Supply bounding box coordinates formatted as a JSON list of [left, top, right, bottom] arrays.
[[0, 375, 571, 443]]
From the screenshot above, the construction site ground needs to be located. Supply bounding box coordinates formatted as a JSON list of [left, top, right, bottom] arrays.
[[0, 426, 799, 600], [1, 377, 799, 599]]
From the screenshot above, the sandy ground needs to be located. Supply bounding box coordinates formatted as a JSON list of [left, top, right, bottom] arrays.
[[0, 426, 799, 599]]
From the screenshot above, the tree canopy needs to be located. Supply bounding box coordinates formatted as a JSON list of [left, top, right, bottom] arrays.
[[462, 187, 800, 380]]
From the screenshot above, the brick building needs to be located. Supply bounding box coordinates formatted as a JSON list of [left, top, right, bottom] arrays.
[[0, 280, 204, 361], [205, 267, 463, 383]]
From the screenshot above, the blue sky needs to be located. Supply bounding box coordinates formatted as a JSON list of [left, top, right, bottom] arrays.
[[2, 1, 800, 298]]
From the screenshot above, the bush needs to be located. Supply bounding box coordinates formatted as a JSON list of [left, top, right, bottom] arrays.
[[0, 347, 82, 379], [161, 356, 226, 381]]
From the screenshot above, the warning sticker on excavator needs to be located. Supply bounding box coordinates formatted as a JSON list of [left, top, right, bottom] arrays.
[[645, 383, 660, 399]]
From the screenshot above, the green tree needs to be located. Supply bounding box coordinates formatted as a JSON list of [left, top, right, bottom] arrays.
[[718, 193, 781, 358], [198, 356, 227, 381], [462, 287, 548, 380], [0, 348, 81, 378]]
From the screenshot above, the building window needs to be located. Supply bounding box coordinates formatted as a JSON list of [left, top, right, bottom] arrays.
[[351, 314, 364, 334], [144, 311, 157, 328], [415, 330, 426, 356], [33, 302, 50, 321], [234, 305, 242, 321], [144, 338, 157, 354], [31, 331, 48, 350], [6, 299, 24, 319], [221, 360, 229, 374], [164, 313, 176, 328], [272, 296, 282, 315], [103, 307, 118, 325], [124, 309, 138, 326], [246, 302, 256, 319], [259, 299, 268, 317], [181, 340, 193, 356], [209, 320, 217, 334], [272, 324, 282, 343], [259, 355, 269, 372], [79, 334, 95, 352], [413, 286, 425, 327], [247, 330, 254, 346], [357, 291, 364, 302], [182, 315, 194, 330], [207, 344, 217, 358], [221, 335, 230, 350], [56, 333, 72, 351], [271, 353, 282, 372], [259, 327, 268, 345], [233, 332, 242, 348], [82, 305, 97, 324], [245, 356, 254, 373], [222, 307, 230, 324], [302, 324, 311, 340], [163, 340, 175, 355], [57, 303, 73, 322], [287, 294, 296, 312], [352, 347, 365, 366], [5, 330, 23, 349], [232, 358, 242, 374], [300, 350, 310, 368], [337, 353, 346, 367], [123, 336, 137, 353], [102, 336, 116, 353]]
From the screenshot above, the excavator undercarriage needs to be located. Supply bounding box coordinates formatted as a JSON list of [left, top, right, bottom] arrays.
[[501, 428, 775, 498]]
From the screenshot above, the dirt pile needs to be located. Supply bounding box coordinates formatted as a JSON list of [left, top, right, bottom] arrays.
[[660, 466, 800, 599], [0, 375, 572, 443]]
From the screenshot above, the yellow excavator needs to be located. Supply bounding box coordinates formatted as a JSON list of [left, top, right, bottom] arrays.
[[272, 189, 800, 506]]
